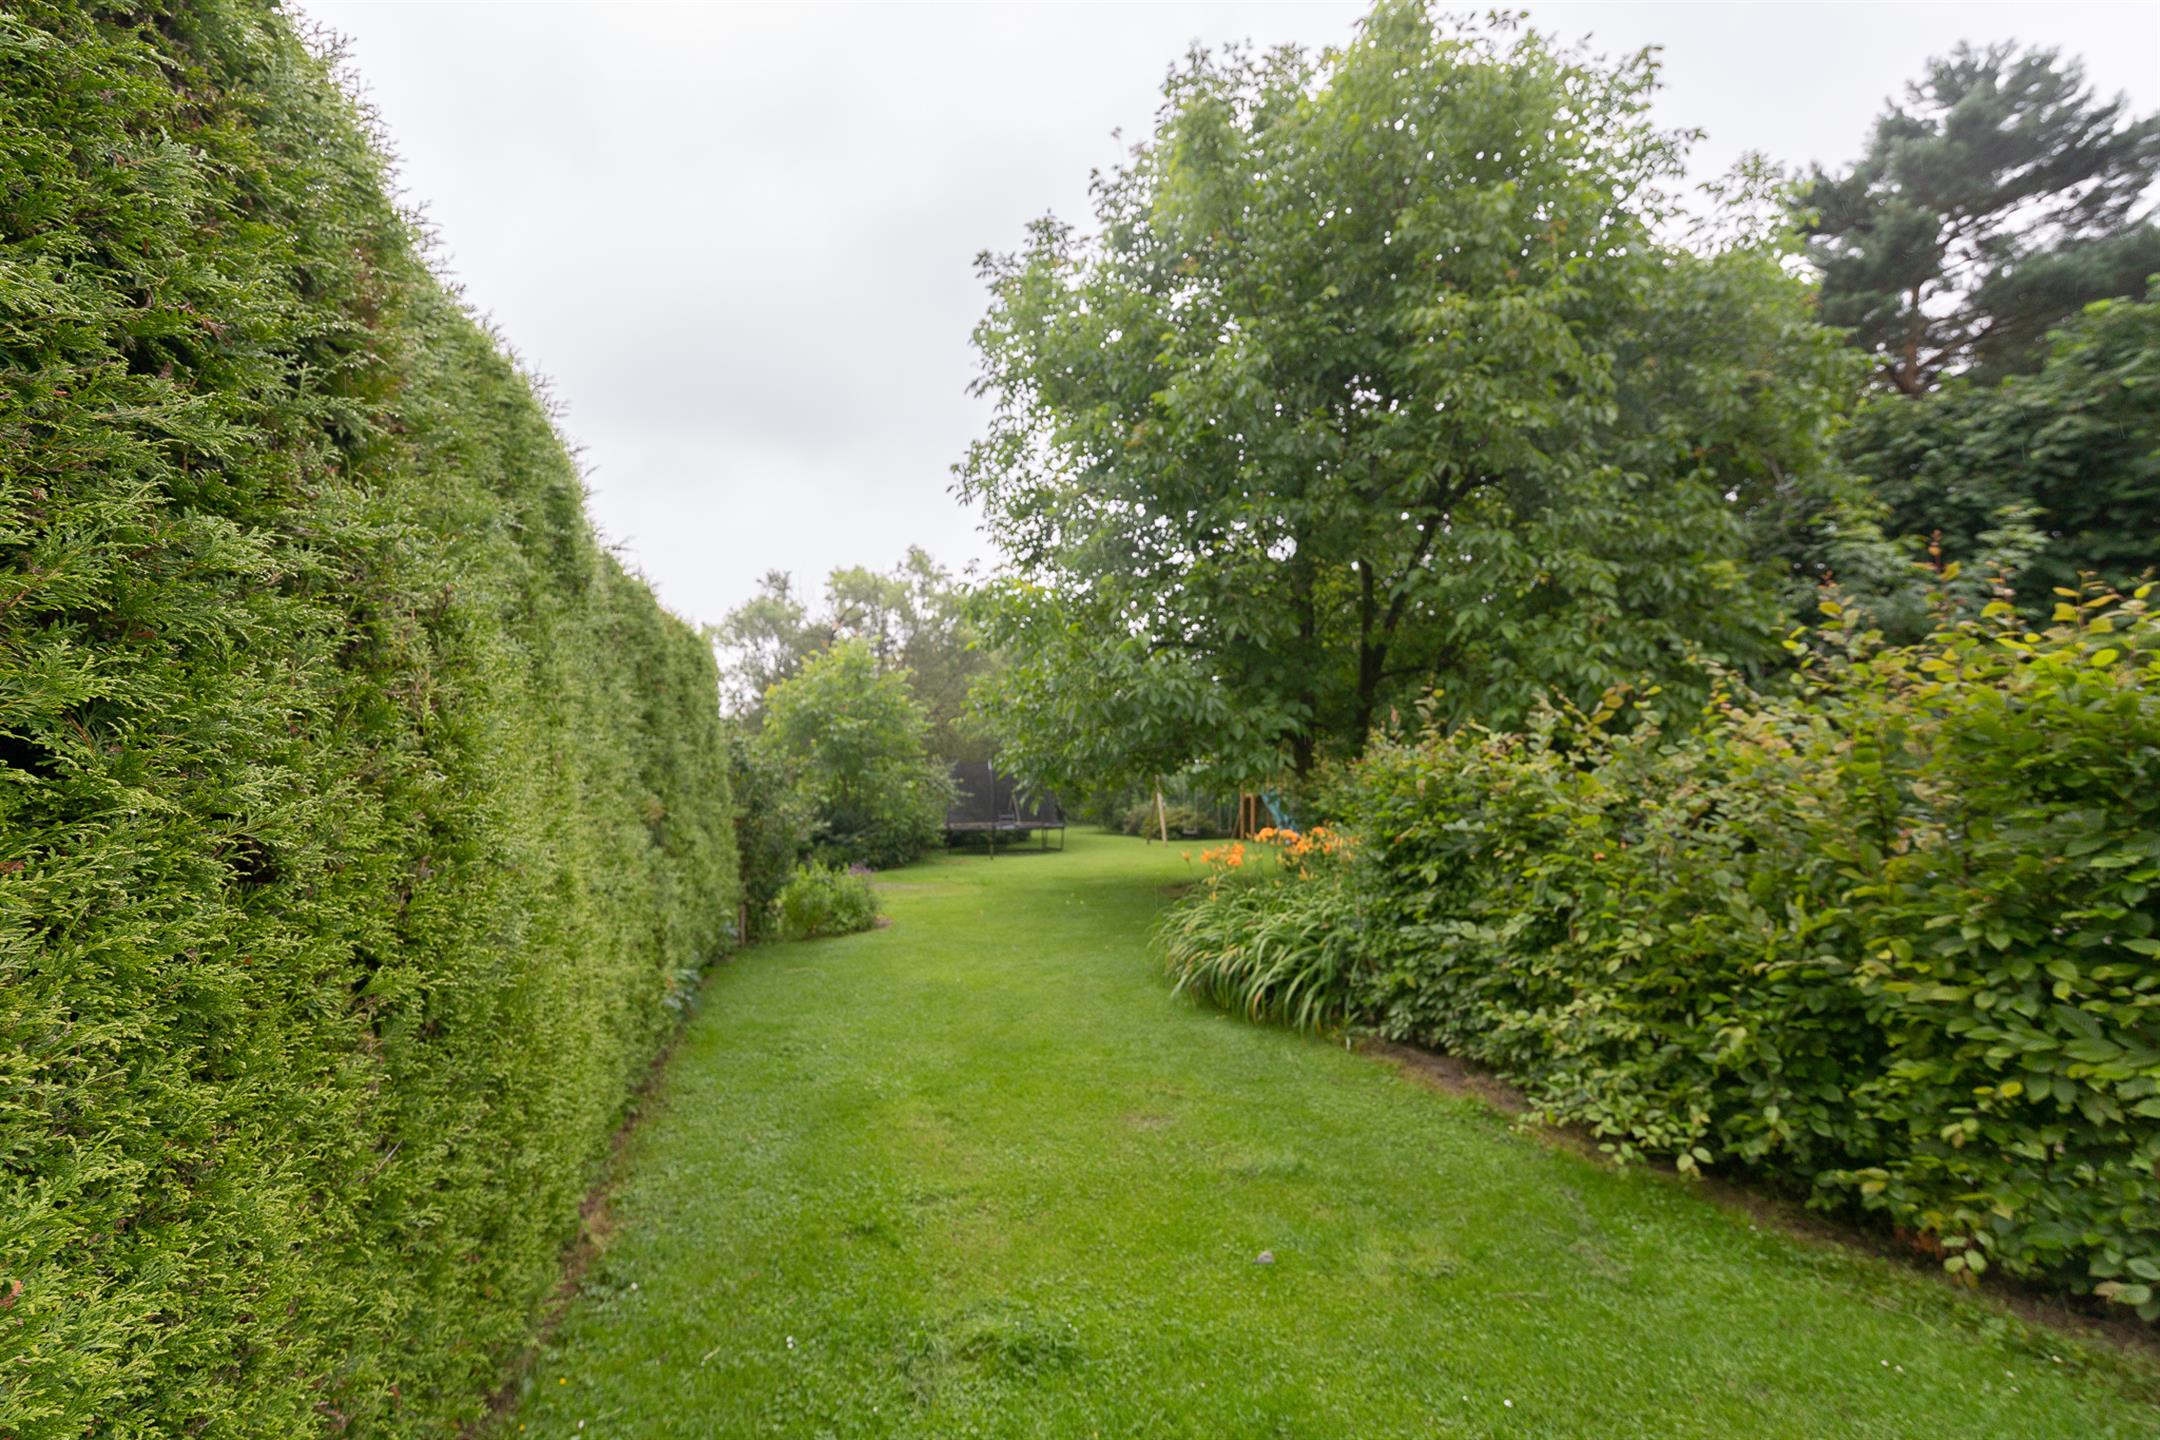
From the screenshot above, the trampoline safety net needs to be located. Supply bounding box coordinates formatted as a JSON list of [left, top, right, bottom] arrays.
[[945, 761, 1065, 849]]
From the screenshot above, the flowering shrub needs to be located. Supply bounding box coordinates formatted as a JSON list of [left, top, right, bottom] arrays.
[[773, 862, 883, 941], [1159, 829, 1362, 1030], [1253, 826, 1353, 874], [1195, 840, 1248, 871], [1163, 584, 2160, 1316]]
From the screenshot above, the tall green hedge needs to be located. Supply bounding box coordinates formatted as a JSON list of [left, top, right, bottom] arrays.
[[0, 4, 738, 1433]]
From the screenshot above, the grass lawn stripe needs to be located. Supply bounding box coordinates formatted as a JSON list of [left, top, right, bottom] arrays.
[[505, 830, 2160, 1439]]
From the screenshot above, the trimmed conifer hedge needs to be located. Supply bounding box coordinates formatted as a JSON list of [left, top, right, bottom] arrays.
[[1, 4, 738, 1432]]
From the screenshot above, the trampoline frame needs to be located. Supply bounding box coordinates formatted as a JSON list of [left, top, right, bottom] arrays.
[[944, 759, 1066, 854]]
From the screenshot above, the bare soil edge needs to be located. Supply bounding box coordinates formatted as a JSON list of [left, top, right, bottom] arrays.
[[1358, 1037, 2160, 1369]]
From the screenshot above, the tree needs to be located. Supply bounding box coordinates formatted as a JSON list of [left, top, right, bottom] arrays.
[[1839, 287, 2160, 607], [960, 2, 1850, 793], [826, 548, 995, 760], [708, 570, 828, 717], [1802, 43, 2160, 395], [756, 639, 953, 867], [711, 550, 992, 756]]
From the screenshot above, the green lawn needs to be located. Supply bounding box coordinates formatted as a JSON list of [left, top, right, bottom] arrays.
[[503, 830, 2159, 1438]]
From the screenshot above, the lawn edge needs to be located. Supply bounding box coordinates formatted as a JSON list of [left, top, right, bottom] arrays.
[[1358, 1036, 2160, 1375]]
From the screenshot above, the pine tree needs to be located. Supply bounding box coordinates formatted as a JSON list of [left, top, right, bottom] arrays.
[[1804, 42, 2160, 394]]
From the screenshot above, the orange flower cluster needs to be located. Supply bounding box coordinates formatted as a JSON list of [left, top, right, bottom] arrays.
[[1252, 825, 1350, 860], [1184, 827, 1353, 886], [1197, 841, 1248, 869]]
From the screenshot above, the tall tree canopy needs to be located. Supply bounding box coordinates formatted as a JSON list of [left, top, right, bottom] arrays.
[[1840, 287, 2160, 607], [1803, 42, 2160, 395], [960, 2, 1849, 792], [825, 549, 990, 759], [709, 570, 829, 715]]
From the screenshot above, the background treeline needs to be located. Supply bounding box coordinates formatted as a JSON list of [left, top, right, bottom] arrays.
[[1, 4, 735, 1434], [962, 0, 2160, 1318], [1810, 38, 2160, 633], [712, 551, 985, 934], [962, 4, 2160, 795]]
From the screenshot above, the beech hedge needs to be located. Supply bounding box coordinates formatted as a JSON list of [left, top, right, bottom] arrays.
[[1167, 587, 2160, 1315], [1, 4, 737, 1433]]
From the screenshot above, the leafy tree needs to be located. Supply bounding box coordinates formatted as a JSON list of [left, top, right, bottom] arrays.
[[824, 564, 915, 668], [1803, 43, 2160, 395], [757, 639, 953, 867], [961, 2, 1849, 792], [715, 550, 994, 758], [1839, 287, 2160, 607], [708, 570, 829, 717], [828, 548, 995, 760]]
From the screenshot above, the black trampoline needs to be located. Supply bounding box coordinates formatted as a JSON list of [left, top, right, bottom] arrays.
[[945, 760, 1066, 852]]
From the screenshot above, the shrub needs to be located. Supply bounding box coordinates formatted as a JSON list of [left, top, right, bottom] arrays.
[[1119, 800, 1217, 837], [757, 640, 953, 868], [1163, 586, 2160, 1315], [946, 827, 1040, 850], [774, 862, 883, 941], [730, 728, 815, 941], [0, 6, 736, 1432]]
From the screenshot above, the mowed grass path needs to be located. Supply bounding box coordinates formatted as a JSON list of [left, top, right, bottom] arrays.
[[507, 831, 2159, 1438]]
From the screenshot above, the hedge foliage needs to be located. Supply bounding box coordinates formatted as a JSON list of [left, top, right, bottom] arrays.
[[1, 4, 737, 1433], [1163, 587, 2160, 1315]]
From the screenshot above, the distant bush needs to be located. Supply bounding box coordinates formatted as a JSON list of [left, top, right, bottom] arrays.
[[1120, 800, 1219, 838], [774, 862, 883, 941], [731, 728, 815, 941], [1, 5, 735, 1432], [1163, 586, 2160, 1317], [945, 827, 1042, 850], [758, 640, 953, 868]]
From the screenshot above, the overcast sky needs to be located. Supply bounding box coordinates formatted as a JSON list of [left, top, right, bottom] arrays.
[[297, 1, 2159, 629]]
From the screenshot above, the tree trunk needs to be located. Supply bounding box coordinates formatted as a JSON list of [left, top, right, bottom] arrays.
[[1352, 560, 1383, 746], [1293, 564, 1318, 776]]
